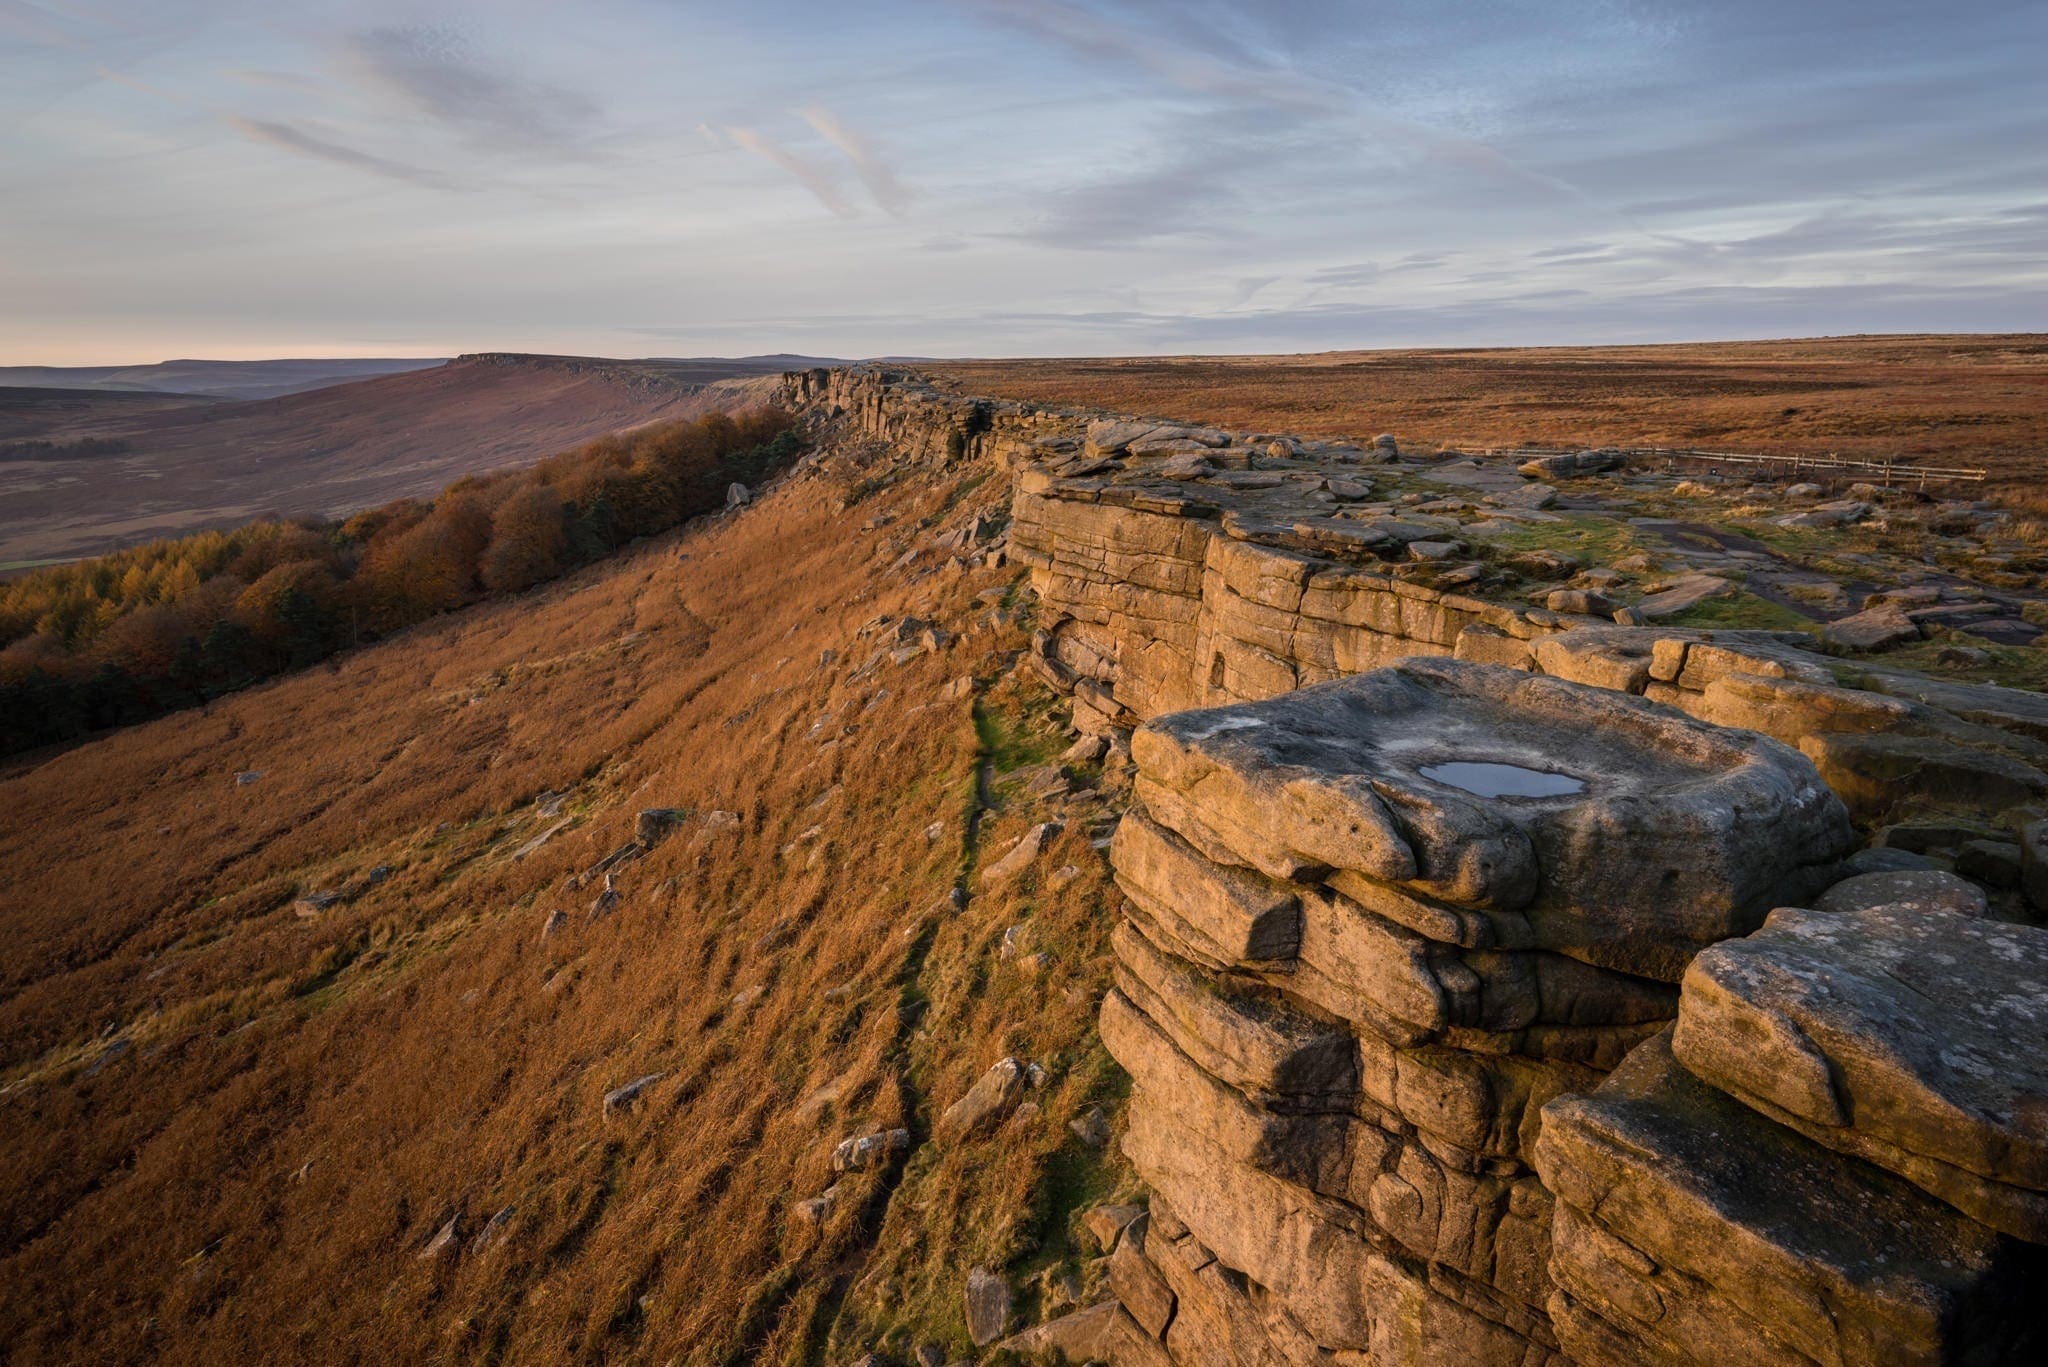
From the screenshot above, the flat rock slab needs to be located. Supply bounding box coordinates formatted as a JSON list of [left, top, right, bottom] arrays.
[[1675, 905, 2048, 1240], [1536, 1032, 2046, 1367], [1131, 658, 1850, 981], [1814, 868, 1987, 918]]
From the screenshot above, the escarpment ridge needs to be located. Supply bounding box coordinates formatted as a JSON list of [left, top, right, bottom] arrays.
[[783, 364, 2048, 1365]]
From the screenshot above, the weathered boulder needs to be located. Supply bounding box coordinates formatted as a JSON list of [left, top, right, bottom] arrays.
[[1823, 604, 1920, 651], [1674, 905, 2048, 1240], [964, 1266, 1013, 1345], [936, 1058, 1028, 1140], [831, 1127, 910, 1172], [1814, 868, 1987, 918], [601, 1072, 663, 1117], [1536, 1031, 2045, 1366], [1131, 659, 1850, 980], [1634, 574, 1731, 620], [979, 821, 1061, 887], [1518, 449, 1625, 479], [418, 1214, 461, 1260]]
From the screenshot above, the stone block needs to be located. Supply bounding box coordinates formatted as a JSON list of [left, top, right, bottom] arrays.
[[1536, 1031, 2045, 1365], [1674, 905, 2048, 1240]]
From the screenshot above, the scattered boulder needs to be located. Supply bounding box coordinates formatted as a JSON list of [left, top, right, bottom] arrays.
[[1785, 482, 1823, 498], [1069, 1104, 1111, 1147], [1517, 448, 1625, 479], [635, 808, 686, 845], [1061, 733, 1109, 765], [1823, 604, 1920, 652], [293, 891, 343, 919], [1814, 869, 1987, 918], [1372, 434, 1399, 458], [1778, 498, 1872, 529], [725, 482, 751, 508], [793, 1185, 839, 1226], [1955, 838, 2023, 889], [1489, 483, 1557, 511], [418, 1215, 461, 1260], [602, 1072, 664, 1118], [1506, 549, 1579, 581], [1839, 846, 1942, 876], [1544, 588, 1615, 616], [979, 821, 1061, 887], [1086, 418, 1162, 456], [235, 771, 263, 786], [831, 1128, 911, 1172], [937, 1058, 1028, 1140], [1634, 573, 1732, 619], [964, 1267, 1013, 1346], [469, 1205, 515, 1254]]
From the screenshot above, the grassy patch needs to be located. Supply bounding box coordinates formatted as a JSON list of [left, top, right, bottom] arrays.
[[1879, 634, 2048, 692], [1662, 591, 1818, 633], [1479, 511, 1648, 567]]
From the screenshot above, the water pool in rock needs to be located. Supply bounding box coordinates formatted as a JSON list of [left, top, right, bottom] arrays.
[[1417, 760, 1586, 798]]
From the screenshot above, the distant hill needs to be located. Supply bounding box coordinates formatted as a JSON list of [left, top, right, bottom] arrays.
[[0, 357, 446, 401], [0, 353, 836, 565]]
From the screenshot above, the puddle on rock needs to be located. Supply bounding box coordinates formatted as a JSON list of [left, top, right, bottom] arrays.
[[1418, 760, 1586, 799]]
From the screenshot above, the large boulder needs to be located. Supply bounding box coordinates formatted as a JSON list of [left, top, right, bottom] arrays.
[[1131, 659, 1851, 980], [1674, 905, 2048, 1240], [1536, 1031, 2046, 1366]]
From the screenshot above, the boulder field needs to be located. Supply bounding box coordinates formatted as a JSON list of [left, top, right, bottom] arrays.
[[783, 365, 2048, 1365]]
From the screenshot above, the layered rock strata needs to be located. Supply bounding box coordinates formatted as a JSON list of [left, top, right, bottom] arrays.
[[1100, 661, 1875, 1363]]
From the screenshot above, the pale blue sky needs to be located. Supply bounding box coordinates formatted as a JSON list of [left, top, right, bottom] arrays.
[[2, 0, 2043, 363]]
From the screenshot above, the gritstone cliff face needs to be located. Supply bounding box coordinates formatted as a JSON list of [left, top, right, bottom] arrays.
[[783, 365, 2048, 1366]]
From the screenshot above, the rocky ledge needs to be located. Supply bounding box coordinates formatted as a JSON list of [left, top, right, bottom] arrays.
[[781, 364, 2048, 1365]]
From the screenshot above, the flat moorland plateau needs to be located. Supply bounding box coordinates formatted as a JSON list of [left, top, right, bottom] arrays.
[[931, 333, 2048, 488]]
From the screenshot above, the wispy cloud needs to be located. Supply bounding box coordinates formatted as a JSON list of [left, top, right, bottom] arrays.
[[723, 125, 856, 217], [964, 0, 1590, 204], [339, 25, 599, 157], [226, 116, 453, 190], [800, 105, 910, 216]]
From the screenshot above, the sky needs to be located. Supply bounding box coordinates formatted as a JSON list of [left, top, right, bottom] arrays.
[[2, 0, 2044, 364]]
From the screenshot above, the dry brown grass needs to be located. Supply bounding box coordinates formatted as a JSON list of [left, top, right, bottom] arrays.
[[929, 334, 2048, 495], [0, 434, 1125, 1363]]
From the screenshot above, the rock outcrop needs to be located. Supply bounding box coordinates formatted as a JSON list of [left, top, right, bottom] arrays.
[[778, 365, 2048, 1363]]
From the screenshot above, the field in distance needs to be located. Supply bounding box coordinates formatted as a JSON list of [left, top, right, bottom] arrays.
[[930, 333, 2048, 489], [0, 353, 832, 567]]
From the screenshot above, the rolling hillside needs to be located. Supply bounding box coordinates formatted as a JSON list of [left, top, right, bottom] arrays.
[[0, 358, 445, 401], [0, 354, 830, 566], [0, 409, 1129, 1364]]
